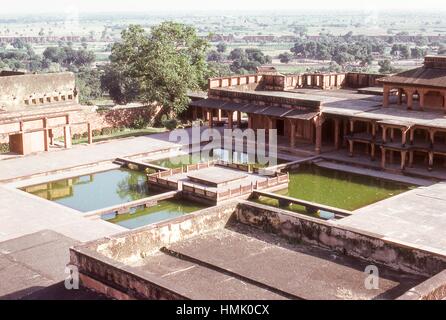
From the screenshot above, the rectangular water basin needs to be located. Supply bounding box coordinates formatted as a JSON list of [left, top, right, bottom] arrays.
[[102, 198, 208, 229], [21, 168, 159, 212]]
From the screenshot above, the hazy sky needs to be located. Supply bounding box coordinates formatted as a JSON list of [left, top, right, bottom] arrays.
[[1, 0, 445, 15]]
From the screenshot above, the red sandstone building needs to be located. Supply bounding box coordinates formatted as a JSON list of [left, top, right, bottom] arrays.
[[190, 56, 446, 172]]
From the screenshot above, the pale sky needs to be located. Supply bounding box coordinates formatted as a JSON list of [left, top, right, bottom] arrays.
[[0, 0, 445, 15]]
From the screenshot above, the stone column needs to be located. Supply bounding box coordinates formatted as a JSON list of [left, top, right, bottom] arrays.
[[87, 123, 93, 144], [248, 114, 253, 129], [266, 117, 273, 134], [406, 89, 414, 110], [290, 120, 296, 148], [237, 111, 242, 127], [314, 116, 323, 154], [383, 86, 390, 107], [428, 151, 434, 171], [192, 107, 198, 121], [348, 140, 354, 157], [43, 118, 49, 152], [419, 90, 425, 111], [334, 118, 340, 149], [64, 125, 72, 149], [409, 151, 414, 168], [381, 147, 386, 169], [382, 126, 387, 144], [342, 119, 348, 147], [371, 143, 376, 161], [401, 128, 407, 146], [401, 151, 407, 170], [227, 111, 234, 129], [429, 129, 435, 148], [397, 89, 403, 105], [209, 112, 214, 128], [43, 129, 49, 152], [49, 129, 54, 145], [217, 109, 222, 122]]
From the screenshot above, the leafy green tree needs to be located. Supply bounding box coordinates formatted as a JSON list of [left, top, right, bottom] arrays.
[[378, 59, 395, 74], [278, 52, 293, 63], [76, 68, 103, 104], [207, 50, 224, 63], [106, 22, 211, 115]]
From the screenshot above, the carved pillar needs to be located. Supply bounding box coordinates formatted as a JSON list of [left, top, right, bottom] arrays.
[[401, 128, 407, 147], [43, 129, 49, 152], [334, 118, 340, 149], [237, 111, 242, 127], [406, 88, 414, 110], [401, 151, 407, 170], [382, 126, 387, 144], [383, 86, 390, 107], [429, 129, 435, 148], [192, 106, 197, 121], [248, 114, 253, 129], [342, 119, 348, 147], [290, 120, 296, 148], [314, 116, 324, 154], [419, 89, 425, 111], [381, 147, 386, 169], [349, 140, 354, 157], [208, 110, 214, 128], [227, 111, 234, 129], [397, 88, 403, 105], [409, 151, 414, 168], [428, 151, 434, 171]]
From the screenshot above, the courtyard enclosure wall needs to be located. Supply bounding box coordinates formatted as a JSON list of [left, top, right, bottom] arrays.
[[70, 201, 446, 300]]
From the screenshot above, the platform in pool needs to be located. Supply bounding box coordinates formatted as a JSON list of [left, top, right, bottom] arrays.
[[186, 169, 247, 187]]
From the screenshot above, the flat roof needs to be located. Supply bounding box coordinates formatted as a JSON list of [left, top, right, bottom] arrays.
[[72, 201, 433, 300]]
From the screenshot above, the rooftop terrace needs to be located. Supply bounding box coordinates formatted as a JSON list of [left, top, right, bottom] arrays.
[[71, 201, 446, 300]]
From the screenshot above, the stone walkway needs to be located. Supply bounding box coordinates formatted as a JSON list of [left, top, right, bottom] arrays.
[[338, 182, 446, 254], [0, 131, 180, 182]]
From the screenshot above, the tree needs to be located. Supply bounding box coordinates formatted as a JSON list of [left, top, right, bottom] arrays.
[[216, 42, 227, 53], [278, 52, 293, 64], [106, 22, 211, 115], [228, 48, 271, 74], [411, 47, 426, 59], [76, 68, 103, 104], [378, 59, 395, 74], [207, 50, 224, 63], [101, 64, 140, 105]]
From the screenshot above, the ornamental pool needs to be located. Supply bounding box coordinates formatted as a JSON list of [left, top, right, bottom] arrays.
[[21, 168, 156, 212], [102, 199, 208, 229], [255, 163, 414, 213]]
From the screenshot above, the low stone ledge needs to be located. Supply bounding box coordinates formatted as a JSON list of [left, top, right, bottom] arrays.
[[397, 269, 446, 300]]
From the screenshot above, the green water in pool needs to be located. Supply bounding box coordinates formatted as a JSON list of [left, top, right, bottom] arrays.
[[22, 168, 156, 212], [255, 164, 414, 213]]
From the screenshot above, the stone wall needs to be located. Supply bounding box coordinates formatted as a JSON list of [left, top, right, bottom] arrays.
[[235, 201, 446, 277], [0, 72, 77, 111], [0, 105, 162, 144], [71, 201, 446, 300]]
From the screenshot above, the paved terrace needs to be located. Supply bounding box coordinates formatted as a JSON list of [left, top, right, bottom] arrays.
[[338, 182, 446, 253], [0, 130, 181, 182]]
